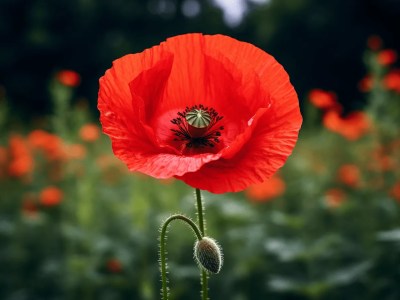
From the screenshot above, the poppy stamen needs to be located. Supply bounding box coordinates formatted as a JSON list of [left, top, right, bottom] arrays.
[[170, 104, 224, 148]]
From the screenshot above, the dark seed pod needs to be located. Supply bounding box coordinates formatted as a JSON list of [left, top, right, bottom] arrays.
[[194, 237, 223, 274]]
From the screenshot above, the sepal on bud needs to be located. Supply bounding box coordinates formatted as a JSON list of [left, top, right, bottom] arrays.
[[194, 237, 223, 274]]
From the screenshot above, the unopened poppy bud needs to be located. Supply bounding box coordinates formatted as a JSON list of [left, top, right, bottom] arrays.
[[194, 237, 223, 274]]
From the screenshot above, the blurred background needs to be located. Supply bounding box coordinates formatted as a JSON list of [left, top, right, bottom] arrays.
[[1, 0, 400, 299]]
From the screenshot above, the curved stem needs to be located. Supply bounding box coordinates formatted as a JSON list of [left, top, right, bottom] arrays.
[[160, 214, 202, 300], [195, 188, 209, 300]]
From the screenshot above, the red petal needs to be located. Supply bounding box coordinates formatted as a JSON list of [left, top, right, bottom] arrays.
[[99, 44, 224, 177], [176, 35, 302, 193], [177, 105, 301, 193], [155, 34, 270, 118]]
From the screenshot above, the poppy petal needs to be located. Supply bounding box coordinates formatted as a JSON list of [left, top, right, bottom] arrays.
[[177, 108, 301, 193], [176, 35, 302, 193], [100, 54, 224, 177]]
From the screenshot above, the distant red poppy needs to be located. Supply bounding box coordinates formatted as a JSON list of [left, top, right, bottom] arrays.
[[245, 174, 285, 202], [56, 70, 81, 87], [391, 182, 400, 202], [325, 188, 346, 208], [358, 75, 373, 93], [337, 164, 360, 187], [383, 69, 400, 93], [98, 33, 302, 193], [8, 135, 34, 178], [377, 49, 397, 66], [39, 186, 63, 206], [0, 146, 6, 164], [308, 89, 341, 111], [21, 193, 38, 217], [79, 123, 100, 142], [369, 145, 396, 172], [64, 143, 87, 160], [106, 259, 123, 273], [367, 35, 382, 51], [28, 130, 65, 161], [323, 110, 370, 141]]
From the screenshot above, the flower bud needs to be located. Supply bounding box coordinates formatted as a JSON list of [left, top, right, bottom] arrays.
[[194, 237, 223, 274]]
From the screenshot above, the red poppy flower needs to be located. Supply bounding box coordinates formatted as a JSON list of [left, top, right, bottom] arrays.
[[367, 35, 382, 51], [56, 70, 81, 87], [98, 33, 302, 193], [79, 123, 101, 142], [358, 75, 373, 93], [325, 188, 346, 208], [245, 174, 285, 202], [39, 186, 63, 206], [64, 143, 87, 160], [8, 135, 34, 178], [383, 69, 400, 93], [308, 89, 341, 111], [369, 145, 396, 172], [106, 258, 123, 273], [337, 164, 360, 187], [323, 110, 370, 141], [391, 182, 400, 202], [377, 49, 397, 66], [28, 130, 66, 161], [21, 192, 38, 217]]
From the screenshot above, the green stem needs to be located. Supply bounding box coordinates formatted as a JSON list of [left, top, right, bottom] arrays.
[[195, 188, 209, 300], [195, 188, 205, 235], [159, 214, 202, 300]]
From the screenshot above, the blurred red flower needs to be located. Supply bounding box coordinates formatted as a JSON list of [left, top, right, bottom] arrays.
[[368, 145, 396, 172], [358, 75, 373, 92], [56, 70, 81, 87], [28, 130, 65, 161], [79, 123, 100, 142], [325, 188, 346, 208], [367, 35, 382, 51], [8, 135, 34, 178], [98, 33, 302, 193], [21, 193, 38, 217], [245, 174, 285, 202], [106, 259, 123, 273], [308, 89, 341, 111], [337, 164, 360, 187], [391, 182, 400, 202], [383, 69, 400, 93], [377, 49, 397, 66], [64, 143, 87, 160], [323, 110, 370, 140], [39, 186, 63, 206]]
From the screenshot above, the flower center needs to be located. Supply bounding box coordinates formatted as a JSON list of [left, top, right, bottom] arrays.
[[170, 104, 224, 148]]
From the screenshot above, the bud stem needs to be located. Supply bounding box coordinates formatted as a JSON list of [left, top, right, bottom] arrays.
[[159, 214, 202, 300], [196, 188, 205, 235], [195, 188, 209, 300], [159, 189, 210, 300]]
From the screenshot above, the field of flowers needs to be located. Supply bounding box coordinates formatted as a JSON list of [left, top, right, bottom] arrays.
[[1, 38, 400, 300]]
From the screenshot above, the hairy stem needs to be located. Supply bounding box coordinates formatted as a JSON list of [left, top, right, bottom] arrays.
[[159, 214, 202, 300], [195, 188, 209, 300]]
